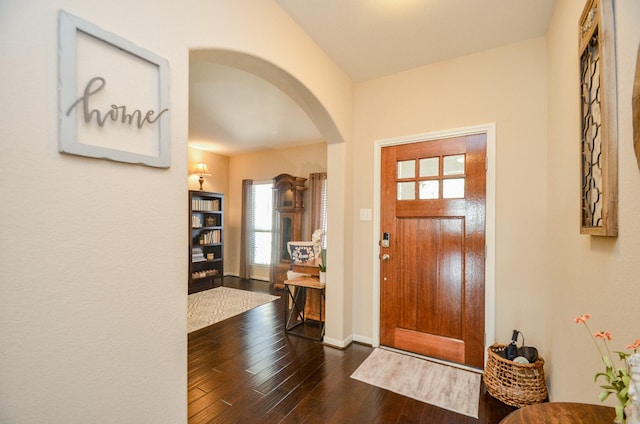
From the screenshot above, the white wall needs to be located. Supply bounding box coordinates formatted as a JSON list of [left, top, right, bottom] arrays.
[[0, 1, 351, 422], [545, 0, 640, 403]]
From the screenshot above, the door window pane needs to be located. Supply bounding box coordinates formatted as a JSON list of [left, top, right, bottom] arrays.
[[419, 157, 439, 177], [443, 155, 465, 175], [419, 181, 439, 199], [443, 178, 465, 198], [397, 182, 415, 200], [397, 160, 415, 179]]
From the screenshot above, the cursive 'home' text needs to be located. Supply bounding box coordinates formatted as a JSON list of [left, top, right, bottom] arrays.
[[66, 77, 168, 129]]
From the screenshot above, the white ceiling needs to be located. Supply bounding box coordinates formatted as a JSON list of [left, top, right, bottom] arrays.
[[189, 61, 324, 156], [189, 0, 557, 156]]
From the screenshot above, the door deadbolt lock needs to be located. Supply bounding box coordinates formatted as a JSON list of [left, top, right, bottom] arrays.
[[381, 232, 390, 247]]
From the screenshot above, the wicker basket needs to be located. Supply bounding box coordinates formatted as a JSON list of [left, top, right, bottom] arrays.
[[484, 343, 548, 408]]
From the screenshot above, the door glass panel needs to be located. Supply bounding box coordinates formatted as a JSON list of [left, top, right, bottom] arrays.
[[443, 155, 465, 175], [419, 157, 439, 177], [397, 160, 415, 179], [419, 181, 439, 199], [443, 178, 465, 198], [397, 182, 415, 200]]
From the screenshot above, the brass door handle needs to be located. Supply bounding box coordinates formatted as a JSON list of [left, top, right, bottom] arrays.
[[381, 254, 390, 261]]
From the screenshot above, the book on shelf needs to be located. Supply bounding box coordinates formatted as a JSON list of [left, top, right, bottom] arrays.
[[191, 269, 219, 279], [191, 214, 202, 228], [191, 198, 220, 212], [192, 247, 206, 262], [198, 229, 221, 245]]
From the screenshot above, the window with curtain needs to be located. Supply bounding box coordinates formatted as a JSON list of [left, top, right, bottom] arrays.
[[308, 172, 328, 248], [320, 177, 328, 248], [251, 181, 273, 266]]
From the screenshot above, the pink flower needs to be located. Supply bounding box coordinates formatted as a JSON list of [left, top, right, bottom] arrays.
[[574, 314, 636, 422], [574, 314, 591, 324], [626, 339, 640, 350], [594, 331, 612, 341]]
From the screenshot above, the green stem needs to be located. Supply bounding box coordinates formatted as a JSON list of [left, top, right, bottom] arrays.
[[583, 322, 606, 359], [603, 340, 618, 374]]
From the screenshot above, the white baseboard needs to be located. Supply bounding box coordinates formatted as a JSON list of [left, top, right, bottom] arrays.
[[352, 334, 373, 346], [323, 334, 373, 349], [323, 334, 353, 349]]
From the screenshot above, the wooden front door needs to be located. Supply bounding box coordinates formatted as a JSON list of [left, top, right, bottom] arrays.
[[380, 134, 486, 368]]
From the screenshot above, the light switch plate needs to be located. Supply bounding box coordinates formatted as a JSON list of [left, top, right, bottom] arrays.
[[359, 208, 372, 221]]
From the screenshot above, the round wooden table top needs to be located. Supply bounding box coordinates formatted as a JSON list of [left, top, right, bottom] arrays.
[[499, 402, 615, 424]]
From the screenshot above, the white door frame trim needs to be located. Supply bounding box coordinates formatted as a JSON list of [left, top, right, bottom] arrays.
[[371, 123, 496, 366]]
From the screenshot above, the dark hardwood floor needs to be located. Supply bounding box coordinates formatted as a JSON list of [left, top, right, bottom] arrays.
[[188, 277, 516, 423]]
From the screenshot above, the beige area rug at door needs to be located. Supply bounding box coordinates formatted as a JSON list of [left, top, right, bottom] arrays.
[[188, 287, 279, 333], [351, 348, 481, 418]]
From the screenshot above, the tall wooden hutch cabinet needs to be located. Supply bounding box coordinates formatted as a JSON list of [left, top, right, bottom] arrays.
[[189, 190, 224, 294], [273, 174, 306, 287]]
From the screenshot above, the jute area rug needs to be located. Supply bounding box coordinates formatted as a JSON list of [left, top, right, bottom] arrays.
[[188, 287, 279, 333], [351, 348, 481, 418]]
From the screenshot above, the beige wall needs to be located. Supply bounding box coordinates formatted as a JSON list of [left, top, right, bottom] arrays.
[[3, 0, 639, 420], [187, 148, 230, 196], [226, 142, 327, 279], [349, 0, 640, 404], [0, 1, 350, 422], [351, 37, 549, 351], [545, 0, 640, 403]]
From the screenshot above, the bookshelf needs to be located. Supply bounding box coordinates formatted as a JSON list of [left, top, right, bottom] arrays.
[[189, 190, 224, 293]]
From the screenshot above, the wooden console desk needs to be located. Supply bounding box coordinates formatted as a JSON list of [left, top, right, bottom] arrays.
[[284, 276, 325, 341], [275, 261, 319, 289], [291, 262, 320, 276], [499, 402, 615, 424]]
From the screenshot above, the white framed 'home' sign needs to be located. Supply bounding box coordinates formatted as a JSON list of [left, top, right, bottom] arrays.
[[58, 10, 170, 168]]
